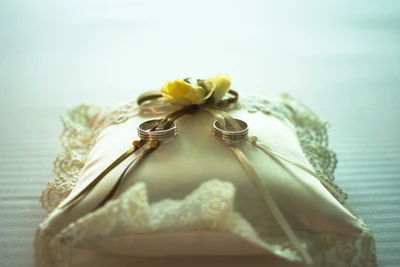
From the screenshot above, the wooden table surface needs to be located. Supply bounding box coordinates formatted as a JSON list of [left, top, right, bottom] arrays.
[[1, 1, 399, 266]]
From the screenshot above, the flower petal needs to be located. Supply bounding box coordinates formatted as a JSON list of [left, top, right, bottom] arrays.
[[161, 79, 207, 105], [206, 75, 231, 103]]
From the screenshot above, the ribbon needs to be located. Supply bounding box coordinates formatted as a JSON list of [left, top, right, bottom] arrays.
[[201, 107, 242, 131], [204, 105, 314, 263], [230, 137, 358, 264], [59, 100, 201, 210], [94, 143, 159, 210], [230, 146, 313, 265], [209, 111, 356, 265], [59, 144, 143, 209], [247, 137, 357, 217]]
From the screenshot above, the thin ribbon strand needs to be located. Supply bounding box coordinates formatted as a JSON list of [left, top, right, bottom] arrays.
[[92, 106, 198, 210], [201, 107, 227, 129], [94, 144, 159, 210], [136, 91, 180, 114], [59, 139, 147, 209], [201, 108, 242, 131], [230, 146, 313, 265], [248, 138, 357, 216], [59, 105, 198, 210]]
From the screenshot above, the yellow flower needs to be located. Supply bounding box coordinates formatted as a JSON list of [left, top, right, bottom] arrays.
[[203, 74, 231, 104], [161, 79, 208, 105], [160, 75, 231, 106]]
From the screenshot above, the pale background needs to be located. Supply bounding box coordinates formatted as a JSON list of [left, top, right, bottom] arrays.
[[0, 0, 399, 266]]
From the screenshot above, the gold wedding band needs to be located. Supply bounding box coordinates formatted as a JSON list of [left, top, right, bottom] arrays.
[[137, 119, 178, 141], [212, 119, 248, 144]]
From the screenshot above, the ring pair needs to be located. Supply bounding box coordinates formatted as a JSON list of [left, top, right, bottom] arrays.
[[137, 119, 248, 143]]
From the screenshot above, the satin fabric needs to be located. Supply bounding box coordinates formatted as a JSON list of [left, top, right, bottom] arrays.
[[43, 107, 361, 258]]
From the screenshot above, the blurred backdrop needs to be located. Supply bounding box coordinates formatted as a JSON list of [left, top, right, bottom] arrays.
[[0, 0, 399, 266]]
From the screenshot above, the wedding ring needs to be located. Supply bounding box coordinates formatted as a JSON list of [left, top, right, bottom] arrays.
[[212, 119, 248, 144], [137, 119, 178, 141]]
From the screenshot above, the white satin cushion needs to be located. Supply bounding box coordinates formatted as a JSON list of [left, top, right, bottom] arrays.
[[35, 96, 375, 267]]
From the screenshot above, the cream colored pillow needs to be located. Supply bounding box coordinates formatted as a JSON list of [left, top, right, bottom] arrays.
[[35, 94, 376, 267]]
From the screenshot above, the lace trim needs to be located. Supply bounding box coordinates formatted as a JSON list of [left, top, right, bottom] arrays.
[[36, 180, 376, 267], [40, 105, 99, 212], [40, 101, 139, 212]]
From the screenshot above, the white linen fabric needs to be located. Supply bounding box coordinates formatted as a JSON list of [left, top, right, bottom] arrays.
[[35, 94, 376, 267]]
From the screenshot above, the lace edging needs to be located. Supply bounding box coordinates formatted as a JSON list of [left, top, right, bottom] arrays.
[[40, 105, 101, 212], [40, 101, 140, 212], [36, 180, 376, 267], [239, 94, 347, 202]]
